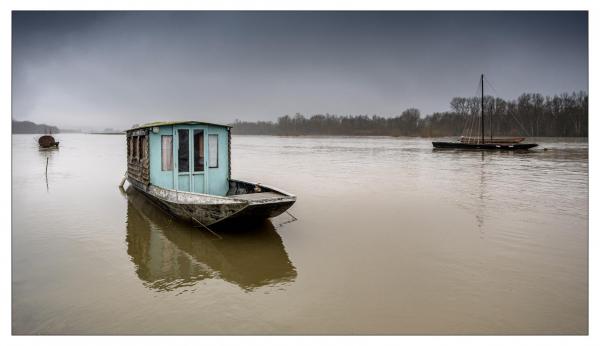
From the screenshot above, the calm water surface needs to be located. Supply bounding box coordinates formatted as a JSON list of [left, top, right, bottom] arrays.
[[12, 134, 588, 334]]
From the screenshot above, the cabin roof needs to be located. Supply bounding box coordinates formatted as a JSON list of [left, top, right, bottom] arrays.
[[127, 120, 232, 132]]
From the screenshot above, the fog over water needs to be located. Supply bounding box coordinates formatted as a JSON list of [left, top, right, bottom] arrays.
[[12, 11, 588, 130]]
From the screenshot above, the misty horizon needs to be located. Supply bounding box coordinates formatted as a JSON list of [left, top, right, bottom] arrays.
[[12, 11, 588, 130]]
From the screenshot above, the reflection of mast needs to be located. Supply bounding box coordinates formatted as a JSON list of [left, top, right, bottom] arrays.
[[125, 187, 297, 292], [476, 151, 486, 238]]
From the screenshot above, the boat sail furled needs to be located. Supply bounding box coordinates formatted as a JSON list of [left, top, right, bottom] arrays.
[[432, 74, 538, 150]]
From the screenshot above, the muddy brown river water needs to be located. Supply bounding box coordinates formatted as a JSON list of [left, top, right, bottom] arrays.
[[12, 134, 588, 334]]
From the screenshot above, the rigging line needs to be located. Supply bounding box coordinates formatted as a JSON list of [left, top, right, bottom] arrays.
[[461, 104, 472, 137], [191, 216, 223, 240], [459, 97, 469, 136], [509, 109, 532, 137], [483, 76, 499, 95], [474, 77, 482, 97], [468, 107, 477, 140], [484, 76, 506, 140], [467, 102, 475, 141], [470, 78, 483, 140], [462, 112, 472, 138], [463, 78, 481, 138], [465, 108, 474, 140], [464, 103, 472, 138], [467, 78, 481, 137]]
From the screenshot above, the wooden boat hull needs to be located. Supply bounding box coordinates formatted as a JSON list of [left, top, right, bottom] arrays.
[[432, 141, 538, 150], [39, 142, 59, 149], [459, 136, 525, 144], [128, 178, 296, 227], [38, 135, 59, 148]]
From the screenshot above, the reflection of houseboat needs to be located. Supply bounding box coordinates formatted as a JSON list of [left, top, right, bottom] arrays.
[[125, 187, 297, 291], [125, 121, 296, 226]]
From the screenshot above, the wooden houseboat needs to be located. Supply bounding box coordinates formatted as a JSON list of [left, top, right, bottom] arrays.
[[125, 121, 296, 227]]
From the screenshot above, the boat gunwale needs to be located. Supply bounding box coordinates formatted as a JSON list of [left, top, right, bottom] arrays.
[[432, 141, 538, 150], [229, 178, 297, 199], [130, 181, 296, 226], [133, 179, 296, 206]]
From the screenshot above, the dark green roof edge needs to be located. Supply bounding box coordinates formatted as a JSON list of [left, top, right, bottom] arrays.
[[127, 120, 232, 132]]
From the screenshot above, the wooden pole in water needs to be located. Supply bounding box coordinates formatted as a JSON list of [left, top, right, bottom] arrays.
[[119, 171, 127, 188], [45, 157, 49, 176]]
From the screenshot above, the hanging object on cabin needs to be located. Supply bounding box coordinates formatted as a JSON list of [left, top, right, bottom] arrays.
[[432, 74, 538, 150], [38, 135, 59, 149]]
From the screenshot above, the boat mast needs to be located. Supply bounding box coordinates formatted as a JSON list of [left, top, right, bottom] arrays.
[[488, 77, 493, 142], [480, 74, 484, 144]]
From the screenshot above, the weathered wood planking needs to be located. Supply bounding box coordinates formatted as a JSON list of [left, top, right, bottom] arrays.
[[127, 131, 150, 186]]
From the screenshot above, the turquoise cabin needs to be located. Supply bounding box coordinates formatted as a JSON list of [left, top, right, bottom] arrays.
[[125, 120, 295, 227], [126, 121, 231, 196]]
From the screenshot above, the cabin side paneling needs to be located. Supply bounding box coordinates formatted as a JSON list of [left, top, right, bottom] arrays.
[[126, 130, 150, 186], [143, 123, 230, 196], [206, 125, 230, 196], [149, 126, 174, 189]]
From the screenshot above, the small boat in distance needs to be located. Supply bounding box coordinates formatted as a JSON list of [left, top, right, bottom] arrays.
[[38, 134, 59, 149], [432, 74, 538, 150], [124, 121, 296, 228]]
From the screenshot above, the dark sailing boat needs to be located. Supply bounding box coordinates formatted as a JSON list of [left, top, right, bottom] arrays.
[[432, 74, 538, 150]]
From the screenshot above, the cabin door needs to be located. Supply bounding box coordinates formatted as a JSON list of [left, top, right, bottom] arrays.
[[174, 127, 192, 192], [173, 126, 206, 193], [190, 128, 206, 194]]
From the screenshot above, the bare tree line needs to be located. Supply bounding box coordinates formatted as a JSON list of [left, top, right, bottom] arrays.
[[231, 91, 588, 137]]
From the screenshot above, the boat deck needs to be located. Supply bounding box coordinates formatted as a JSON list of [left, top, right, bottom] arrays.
[[233, 192, 285, 202]]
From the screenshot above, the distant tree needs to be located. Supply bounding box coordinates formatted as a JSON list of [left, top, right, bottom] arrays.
[[230, 91, 588, 137]]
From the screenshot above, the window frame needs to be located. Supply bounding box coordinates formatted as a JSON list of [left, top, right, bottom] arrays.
[[177, 129, 190, 173], [161, 135, 173, 171], [193, 129, 205, 172], [208, 134, 219, 168]]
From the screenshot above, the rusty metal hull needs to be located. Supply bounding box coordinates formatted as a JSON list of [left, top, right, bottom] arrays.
[[128, 178, 296, 226]]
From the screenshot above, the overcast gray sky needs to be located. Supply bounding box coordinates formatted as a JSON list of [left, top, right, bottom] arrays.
[[12, 11, 588, 130]]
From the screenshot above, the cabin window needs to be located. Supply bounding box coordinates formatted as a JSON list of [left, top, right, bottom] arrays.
[[208, 134, 218, 168], [128, 137, 132, 163], [193, 130, 204, 172], [161, 135, 173, 171], [178, 129, 189, 172], [133, 136, 139, 162], [140, 136, 146, 161]]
